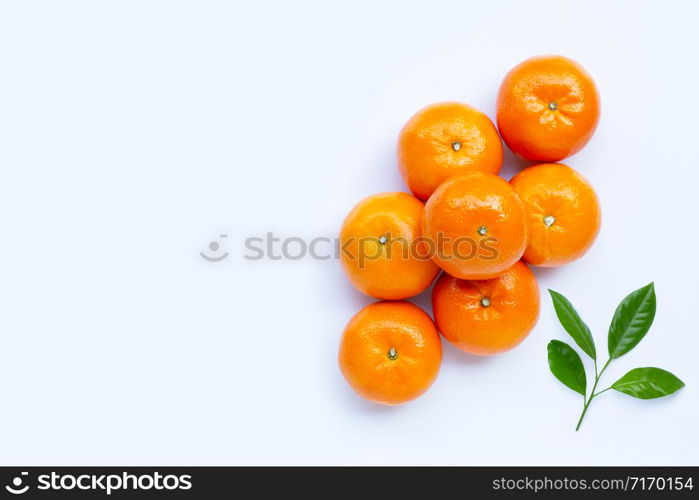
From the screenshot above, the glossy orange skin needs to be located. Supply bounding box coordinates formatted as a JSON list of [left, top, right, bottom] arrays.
[[422, 172, 528, 280], [398, 102, 503, 201], [339, 301, 442, 405], [340, 192, 440, 300], [497, 55, 600, 162], [510, 163, 601, 267], [432, 261, 540, 355]]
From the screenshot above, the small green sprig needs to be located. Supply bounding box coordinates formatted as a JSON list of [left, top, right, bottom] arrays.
[[547, 283, 685, 431]]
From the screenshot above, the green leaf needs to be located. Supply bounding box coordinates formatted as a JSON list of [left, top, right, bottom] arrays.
[[548, 289, 596, 360], [547, 340, 587, 396], [608, 282, 656, 359], [612, 367, 685, 399]]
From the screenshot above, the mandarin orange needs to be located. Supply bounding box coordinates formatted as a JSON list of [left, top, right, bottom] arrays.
[[422, 172, 527, 280], [432, 261, 540, 355], [497, 55, 600, 162], [398, 102, 503, 201], [339, 301, 442, 405], [340, 192, 439, 299], [510, 163, 601, 267]]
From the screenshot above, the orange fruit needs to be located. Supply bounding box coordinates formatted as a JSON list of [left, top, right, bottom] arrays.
[[422, 172, 527, 280], [338, 301, 442, 405], [397, 102, 503, 201], [339, 192, 439, 300], [510, 163, 601, 267], [432, 261, 540, 355], [497, 55, 600, 162]]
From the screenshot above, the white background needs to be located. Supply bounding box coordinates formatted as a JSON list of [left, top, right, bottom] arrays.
[[1, 0, 697, 465]]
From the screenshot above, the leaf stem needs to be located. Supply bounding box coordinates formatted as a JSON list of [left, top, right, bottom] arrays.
[[593, 386, 613, 397], [576, 359, 611, 431]]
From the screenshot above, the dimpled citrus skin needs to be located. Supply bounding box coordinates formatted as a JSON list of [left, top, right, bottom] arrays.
[[398, 102, 503, 201], [422, 172, 528, 280], [338, 301, 442, 405], [510, 163, 601, 267], [432, 261, 540, 355], [340, 192, 439, 300], [497, 55, 600, 162]]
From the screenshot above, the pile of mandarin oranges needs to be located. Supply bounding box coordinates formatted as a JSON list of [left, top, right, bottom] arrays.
[[338, 55, 602, 405]]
